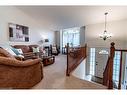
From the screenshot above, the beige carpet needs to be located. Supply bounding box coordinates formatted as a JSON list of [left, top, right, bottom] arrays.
[[32, 54, 107, 89]]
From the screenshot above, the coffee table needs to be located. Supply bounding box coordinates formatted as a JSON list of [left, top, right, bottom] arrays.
[[42, 55, 55, 66]]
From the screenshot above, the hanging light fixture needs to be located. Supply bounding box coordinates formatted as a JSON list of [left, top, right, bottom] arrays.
[[99, 12, 112, 41]]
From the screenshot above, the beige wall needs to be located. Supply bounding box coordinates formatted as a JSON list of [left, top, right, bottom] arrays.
[[0, 6, 55, 45], [72, 59, 86, 80]]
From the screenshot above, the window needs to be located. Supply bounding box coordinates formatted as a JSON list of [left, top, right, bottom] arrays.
[[113, 51, 121, 83], [62, 27, 80, 47], [89, 48, 96, 75]]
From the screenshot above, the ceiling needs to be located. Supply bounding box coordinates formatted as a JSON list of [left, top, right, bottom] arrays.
[[16, 6, 127, 30]]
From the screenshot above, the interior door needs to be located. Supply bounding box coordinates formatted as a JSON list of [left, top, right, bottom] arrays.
[[95, 48, 108, 78]]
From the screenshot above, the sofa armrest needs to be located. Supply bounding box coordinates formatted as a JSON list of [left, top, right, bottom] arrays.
[[0, 57, 42, 67]]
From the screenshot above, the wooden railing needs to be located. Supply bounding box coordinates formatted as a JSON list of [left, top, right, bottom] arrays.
[[115, 49, 127, 89], [103, 42, 127, 89], [66, 43, 87, 76], [103, 42, 115, 89]]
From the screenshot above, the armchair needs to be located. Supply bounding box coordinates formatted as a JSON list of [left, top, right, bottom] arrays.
[[50, 44, 60, 55]]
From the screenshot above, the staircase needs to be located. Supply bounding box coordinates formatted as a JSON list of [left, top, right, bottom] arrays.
[[103, 42, 127, 89]]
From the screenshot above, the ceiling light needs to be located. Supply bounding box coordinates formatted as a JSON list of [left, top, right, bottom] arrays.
[[99, 12, 112, 41]]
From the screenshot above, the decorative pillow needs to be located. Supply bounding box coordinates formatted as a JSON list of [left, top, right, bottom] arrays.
[[32, 47, 39, 53], [12, 48, 24, 58], [11, 48, 21, 55], [16, 49, 23, 54]]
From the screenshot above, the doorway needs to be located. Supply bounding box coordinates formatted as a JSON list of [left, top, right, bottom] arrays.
[[88, 47, 108, 84], [89, 47, 108, 78]]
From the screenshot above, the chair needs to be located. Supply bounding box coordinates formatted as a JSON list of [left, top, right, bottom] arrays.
[[0, 48, 43, 89], [50, 44, 59, 55]]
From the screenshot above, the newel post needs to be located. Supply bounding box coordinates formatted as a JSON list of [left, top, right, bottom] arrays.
[[110, 42, 115, 59], [66, 43, 70, 76], [108, 42, 115, 89], [85, 44, 87, 58]]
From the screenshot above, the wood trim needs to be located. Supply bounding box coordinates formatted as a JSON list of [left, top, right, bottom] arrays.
[[66, 43, 70, 76]]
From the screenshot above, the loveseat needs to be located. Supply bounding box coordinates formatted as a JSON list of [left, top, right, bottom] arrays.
[[0, 48, 43, 89]]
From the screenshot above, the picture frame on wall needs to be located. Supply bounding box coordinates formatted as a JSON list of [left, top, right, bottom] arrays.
[[9, 23, 29, 42]]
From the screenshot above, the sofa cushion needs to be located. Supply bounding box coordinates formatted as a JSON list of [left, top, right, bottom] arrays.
[[11, 48, 21, 55]]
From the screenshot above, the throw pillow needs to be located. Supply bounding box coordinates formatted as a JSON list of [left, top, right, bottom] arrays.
[[32, 47, 39, 53], [16, 49, 23, 54], [11, 48, 21, 55]]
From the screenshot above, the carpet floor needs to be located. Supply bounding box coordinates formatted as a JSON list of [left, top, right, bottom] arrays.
[[32, 54, 107, 89]]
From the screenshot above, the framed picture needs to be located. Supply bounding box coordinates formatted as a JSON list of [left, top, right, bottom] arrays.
[[9, 23, 29, 42]]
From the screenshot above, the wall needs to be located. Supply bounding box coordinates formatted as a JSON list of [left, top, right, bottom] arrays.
[[80, 26, 86, 46], [0, 6, 55, 46], [55, 31, 60, 47], [72, 59, 86, 80]]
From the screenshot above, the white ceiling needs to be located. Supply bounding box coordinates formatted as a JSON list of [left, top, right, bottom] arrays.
[[16, 6, 127, 30]]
